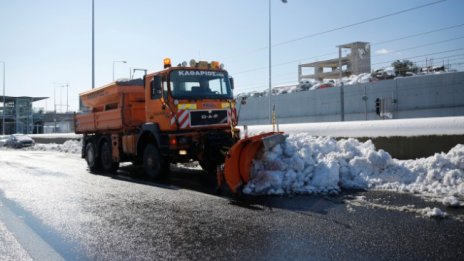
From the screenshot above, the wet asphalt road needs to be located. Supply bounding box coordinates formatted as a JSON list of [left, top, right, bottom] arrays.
[[0, 150, 463, 260]]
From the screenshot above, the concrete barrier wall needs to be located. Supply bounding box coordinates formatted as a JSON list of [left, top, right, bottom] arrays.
[[238, 71, 464, 125], [357, 135, 463, 160]]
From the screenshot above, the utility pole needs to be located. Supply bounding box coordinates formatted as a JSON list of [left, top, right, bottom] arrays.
[[339, 47, 344, 121], [112, 61, 127, 81], [92, 0, 95, 89], [1, 61, 5, 135], [268, 0, 288, 124], [65, 83, 69, 112]]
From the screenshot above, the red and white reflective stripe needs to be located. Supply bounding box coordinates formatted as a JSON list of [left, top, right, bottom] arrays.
[[170, 109, 190, 129], [179, 110, 189, 129]]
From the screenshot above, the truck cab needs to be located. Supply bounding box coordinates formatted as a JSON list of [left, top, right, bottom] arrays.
[[140, 59, 238, 174]]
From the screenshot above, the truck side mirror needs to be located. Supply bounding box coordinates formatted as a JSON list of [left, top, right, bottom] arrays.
[[151, 76, 162, 99], [229, 77, 234, 90]]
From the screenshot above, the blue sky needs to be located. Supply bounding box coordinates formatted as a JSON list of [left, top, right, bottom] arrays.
[[1, 0, 463, 111]]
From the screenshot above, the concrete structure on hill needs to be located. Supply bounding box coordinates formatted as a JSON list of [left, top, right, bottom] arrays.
[[298, 41, 371, 82]]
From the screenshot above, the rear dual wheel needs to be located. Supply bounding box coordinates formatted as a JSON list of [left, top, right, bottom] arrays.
[[100, 141, 119, 173], [85, 142, 101, 172]]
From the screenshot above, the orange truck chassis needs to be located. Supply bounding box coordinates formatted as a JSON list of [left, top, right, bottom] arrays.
[[75, 59, 239, 178]]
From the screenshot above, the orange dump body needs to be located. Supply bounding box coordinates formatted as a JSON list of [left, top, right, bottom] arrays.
[[75, 81, 146, 133]]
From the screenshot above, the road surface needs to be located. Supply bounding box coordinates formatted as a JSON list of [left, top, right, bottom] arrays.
[[0, 149, 463, 260]]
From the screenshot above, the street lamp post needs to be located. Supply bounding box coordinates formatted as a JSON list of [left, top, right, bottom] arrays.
[[1, 61, 5, 135], [92, 0, 95, 89], [60, 83, 69, 113], [113, 60, 127, 81], [65, 83, 68, 112], [269, 0, 287, 124], [339, 47, 344, 121], [53, 83, 69, 113]]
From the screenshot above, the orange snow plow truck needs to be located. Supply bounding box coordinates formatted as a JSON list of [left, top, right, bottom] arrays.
[[75, 59, 240, 178]]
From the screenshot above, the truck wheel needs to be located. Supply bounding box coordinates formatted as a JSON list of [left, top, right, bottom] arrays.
[[100, 141, 119, 173], [199, 160, 218, 175], [143, 144, 165, 179], [85, 142, 101, 172]]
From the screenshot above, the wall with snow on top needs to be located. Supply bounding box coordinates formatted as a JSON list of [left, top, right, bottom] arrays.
[[238, 72, 464, 125]]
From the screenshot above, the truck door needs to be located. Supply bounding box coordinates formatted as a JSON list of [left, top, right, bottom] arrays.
[[146, 75, 171, 129]]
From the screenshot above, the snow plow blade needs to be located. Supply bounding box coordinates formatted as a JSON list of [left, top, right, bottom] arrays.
[[221, 132, 285, 194]]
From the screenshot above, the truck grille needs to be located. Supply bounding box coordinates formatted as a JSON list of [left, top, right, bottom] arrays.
[[190, 110, 228, 127]]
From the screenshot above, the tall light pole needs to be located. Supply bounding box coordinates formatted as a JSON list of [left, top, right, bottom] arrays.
[[65, 83, 69, 112], [339, 47, 344, 121], [92, 0, 95, 89], [113, 60, 127, 81], [1, 61, 5, 135], [59, 84, 69, 113], [269, 0, 287, 124], [53, 83, 69, 113]]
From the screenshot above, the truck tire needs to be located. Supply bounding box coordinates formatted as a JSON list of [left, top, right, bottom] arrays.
[[143, 144, 165, 179], [199, 160, 218, 175], [100, 141, 119, 173], [85, 142, 101, 172]]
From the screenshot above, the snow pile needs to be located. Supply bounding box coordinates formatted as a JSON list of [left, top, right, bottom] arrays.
[[243, 133, 464, 205], [30, 133, 81, 140], [442, 196, 460, 207], [419, 207, 448, 218], [28, 140, 82, 154]]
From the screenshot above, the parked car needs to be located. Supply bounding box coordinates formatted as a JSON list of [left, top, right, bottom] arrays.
[[0, 136, 7, 147], [4, 134, 35, 148]]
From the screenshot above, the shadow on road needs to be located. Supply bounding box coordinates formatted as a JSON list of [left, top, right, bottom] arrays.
[[91, 163, 365, 221]]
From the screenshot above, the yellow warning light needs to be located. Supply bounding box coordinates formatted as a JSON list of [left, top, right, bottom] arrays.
[[163, 58, 172, 68], [211, 61, 220, 69]]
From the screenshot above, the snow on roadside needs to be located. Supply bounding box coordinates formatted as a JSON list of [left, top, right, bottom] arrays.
[[347, 195, 450, 219], [25, 140, 82, 154], [243, 133, 464, 207]]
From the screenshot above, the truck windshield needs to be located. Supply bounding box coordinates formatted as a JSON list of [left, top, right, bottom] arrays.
[[169, 69, 233, 99]]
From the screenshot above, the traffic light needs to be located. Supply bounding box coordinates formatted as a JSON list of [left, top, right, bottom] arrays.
[[375, 98, 381, 116]]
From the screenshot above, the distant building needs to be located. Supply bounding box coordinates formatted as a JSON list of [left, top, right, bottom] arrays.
[[43, 112, 75, 134], [0, 95, 47, 134], [298, 41, 371, 82]]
